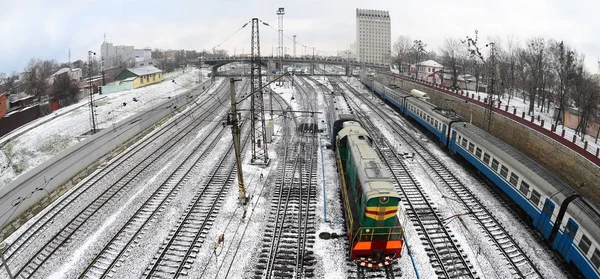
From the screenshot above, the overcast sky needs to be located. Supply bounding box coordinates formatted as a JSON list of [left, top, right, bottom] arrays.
[[1, 0, 598, 74]]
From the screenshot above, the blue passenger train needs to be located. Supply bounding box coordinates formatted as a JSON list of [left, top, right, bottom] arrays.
[[360, 74, 600, 279]]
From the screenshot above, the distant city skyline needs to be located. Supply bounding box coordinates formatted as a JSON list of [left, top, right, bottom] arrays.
[[1, 0, 598, 74]]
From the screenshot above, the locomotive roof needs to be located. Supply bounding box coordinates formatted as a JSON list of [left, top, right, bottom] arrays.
[[455, 123, 600, 225], [341, 123, 400, 200]]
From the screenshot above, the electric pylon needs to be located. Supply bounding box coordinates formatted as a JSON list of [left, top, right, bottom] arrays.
[[250, 18, 269, 164]]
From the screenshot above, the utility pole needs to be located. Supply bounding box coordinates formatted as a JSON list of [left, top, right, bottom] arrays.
[[293, 35, 297, 57], [250, 18, 269, 165], [277, 7, 285, 86], [228, 78, 247, 204], [88, 51, 98, 134]]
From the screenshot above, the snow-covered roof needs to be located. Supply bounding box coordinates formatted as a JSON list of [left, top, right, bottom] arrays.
[[9, 92, 33, 103], [458, 74, 476, 82], [128, 66, 162, 76], [51, 68, 82, 77], [418, 60, 443, 68], [52, 68, 71, 77]]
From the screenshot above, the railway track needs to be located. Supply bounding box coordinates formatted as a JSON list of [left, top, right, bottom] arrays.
[[327, 78, 476, 278], [1, 80, 231, 278], [252, 92, 318, 278], [340, 77, 543, 278], [306, 77, 405, 279], [78, 107, 234, 278], [142, 82, 252, 278]]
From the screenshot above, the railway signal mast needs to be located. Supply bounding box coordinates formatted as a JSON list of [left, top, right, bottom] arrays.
[[250, 18, 269, 165], [228, 78, 248, 204], [88, 51, 98, 134]]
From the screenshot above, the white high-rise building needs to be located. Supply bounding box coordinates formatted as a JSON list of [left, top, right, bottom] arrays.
[[356, 9, 391, 64], [101, 42, 153, 69]]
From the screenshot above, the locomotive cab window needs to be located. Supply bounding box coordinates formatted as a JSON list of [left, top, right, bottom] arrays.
[[579, 234, 592, 255]]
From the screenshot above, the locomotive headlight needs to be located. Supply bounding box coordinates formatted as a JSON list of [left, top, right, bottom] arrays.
[[379, 196, 389, 204]]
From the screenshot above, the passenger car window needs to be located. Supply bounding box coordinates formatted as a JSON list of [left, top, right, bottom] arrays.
[[483, 153, 490, 164], [461, 138, 467, 148], [518, 180, 529, 194], [579, 234, 591, 255], [500, 166, 508, 178], [509, 173, 519, 187], [475, 148, 482, 158], [491, 159, 499, 171], [530, 189, 541, 207], [592, 249, 600, 269]]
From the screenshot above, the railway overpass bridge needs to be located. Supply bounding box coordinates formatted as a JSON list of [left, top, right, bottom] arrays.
[[189, 56, 388, 76]]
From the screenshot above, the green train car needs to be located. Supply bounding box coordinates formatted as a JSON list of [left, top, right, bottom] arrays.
[[335, 120, 406, 268]]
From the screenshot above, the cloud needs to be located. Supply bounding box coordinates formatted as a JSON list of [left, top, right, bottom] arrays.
[[0, 0, 598, 73]]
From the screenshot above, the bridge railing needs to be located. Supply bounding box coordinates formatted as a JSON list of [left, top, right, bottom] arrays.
[[202, 56, 387, 67]]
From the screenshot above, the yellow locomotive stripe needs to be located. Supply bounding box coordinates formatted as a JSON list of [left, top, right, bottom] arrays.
[[365, 206, 398, 212], [365, 212, 397, 220]]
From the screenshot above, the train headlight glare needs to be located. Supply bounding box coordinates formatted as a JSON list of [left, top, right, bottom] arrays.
[[380, 196, 389, 204]]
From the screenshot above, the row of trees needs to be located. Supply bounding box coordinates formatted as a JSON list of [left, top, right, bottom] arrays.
[[391, 32, 600, 137], [0, 58, 96, 110]]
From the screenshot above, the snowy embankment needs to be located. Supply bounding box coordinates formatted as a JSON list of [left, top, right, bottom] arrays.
[[0, 69, 211, 190], [472, 90, 600, 155]]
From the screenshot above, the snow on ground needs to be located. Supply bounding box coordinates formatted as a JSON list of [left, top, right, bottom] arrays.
[[4, 72, 571, 278], [0, 69, 214, 190], [449, 86, 599, 158], [4, 83, 228, 279]]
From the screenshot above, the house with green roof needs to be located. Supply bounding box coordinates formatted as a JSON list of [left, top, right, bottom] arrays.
[[114, 66, 163, 89]]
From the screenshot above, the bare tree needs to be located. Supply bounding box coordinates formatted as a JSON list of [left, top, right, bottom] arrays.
[[503, 36, 520, 105], [392, 36, 412, 73], [519, 38, 548, 115], [412, 40, 427, 79], [440, 38, 464, 89], [549, 40, 577, 127], [50, 74, 80, 106], [571, 65, 600, 138], [463, 30, 501, 131], [24, 59, 48, 101]]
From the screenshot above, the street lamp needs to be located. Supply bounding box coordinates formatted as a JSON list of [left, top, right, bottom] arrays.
[[88, 51, 98, 134]]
